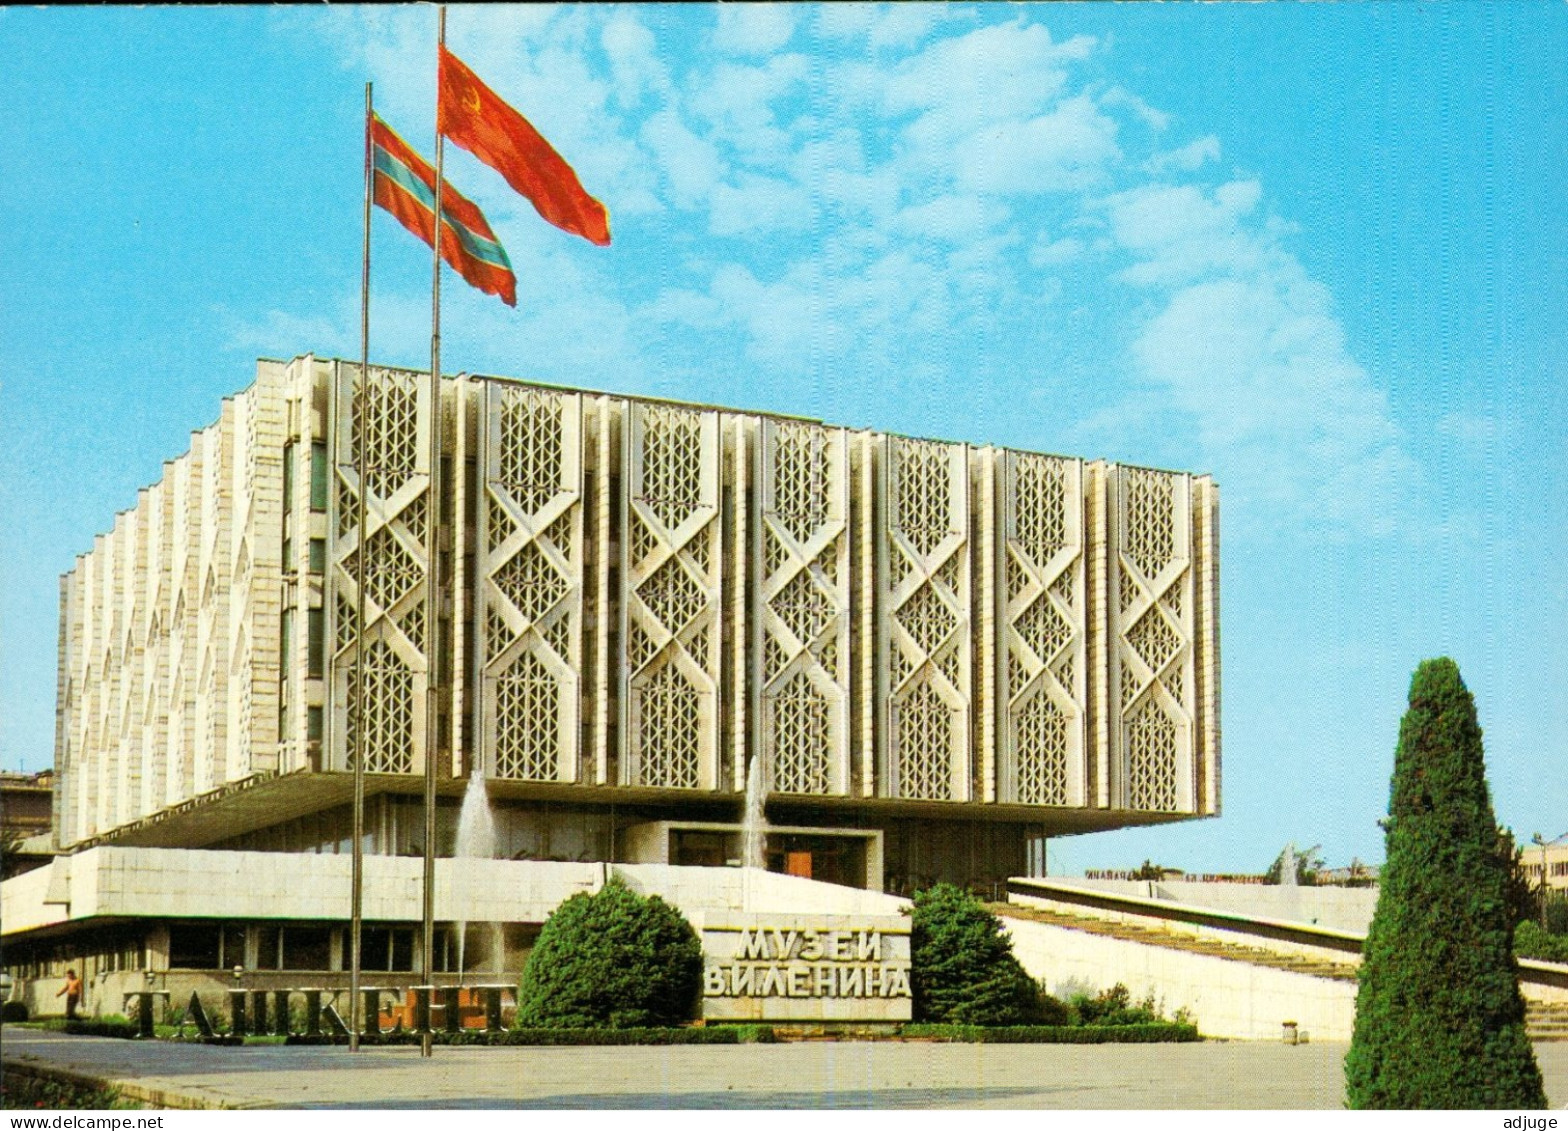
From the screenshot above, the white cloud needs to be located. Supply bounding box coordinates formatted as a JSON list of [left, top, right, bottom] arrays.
[[601, 10, 671, 109], [1123, 250, 1416, 537], [817, 5, 950, 51], [1030, 235, 1085, 267], [882, 23, 1091, 147], [712, 5, 797, 56], [692, 55, 810, 166], [1101, 86, 1170, 132], [640, 107, 725, 208], [709, 174, 814, 237], [952, 94, 1121, 194], [1147, 135, 1221, 174], [292, 8, 1418, 541], [1434, 410, 1503, 445], [890, 195, 1003, 243], [1106, 180, 1275, 287]]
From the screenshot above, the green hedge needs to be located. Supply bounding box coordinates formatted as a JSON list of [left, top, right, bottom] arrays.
[[286, 1025, 775, 1047], [899, 1022, 1201, 1044], [54, 1018, 142, 1040]]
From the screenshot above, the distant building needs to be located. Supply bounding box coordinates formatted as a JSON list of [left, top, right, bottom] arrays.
[[1, 770, 54, 840], [1523, 835, 1568, 893], [1, 770, 55, 880], [4, 355, 1221, 1016]]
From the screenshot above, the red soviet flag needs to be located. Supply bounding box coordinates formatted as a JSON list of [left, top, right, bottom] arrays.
[[438, 46, 611, 247]]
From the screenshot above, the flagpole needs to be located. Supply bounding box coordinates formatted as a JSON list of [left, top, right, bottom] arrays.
[[419, 4, 447, 1061], [349, 79, 373, 1056]]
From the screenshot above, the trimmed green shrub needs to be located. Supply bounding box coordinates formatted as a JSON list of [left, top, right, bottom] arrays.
[[1070, 983, 1162, 1027], [1545, 894, 1568, 937], [1033, 987, 1071, 1026], [517, 875, 703, 1029], [1345, 658, 1546, 1110], [1515, 921, 1568, 965], [57, 1017, 141, 1040], [909, 883, 1039, 1025], [899, 1022, 1200, 1044], [1, 1001, 29, 1023]]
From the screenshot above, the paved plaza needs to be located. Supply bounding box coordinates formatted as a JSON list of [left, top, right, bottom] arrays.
[[4, 1027, 1567, 1109]]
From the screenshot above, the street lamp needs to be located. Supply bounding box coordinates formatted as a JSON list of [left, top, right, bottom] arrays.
[[1531, 833, 1548, 930]]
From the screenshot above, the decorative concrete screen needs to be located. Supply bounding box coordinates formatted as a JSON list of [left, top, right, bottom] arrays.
[[1000, 452, 1087, 807], [755, 419, 852, 797], [1106, 465, 1220, 814], [881, 436, 972, 802], [622, 403, 724, 791], [52, 357, 1220, 850], [327, 365, 433, 777], [474, 383, 585, 783]]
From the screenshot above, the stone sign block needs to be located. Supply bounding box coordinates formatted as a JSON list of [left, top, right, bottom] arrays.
[[701, 913, 912, 1023]]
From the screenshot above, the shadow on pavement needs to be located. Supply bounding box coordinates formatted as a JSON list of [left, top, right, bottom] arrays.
[[303, 1084, 1078, 1110]]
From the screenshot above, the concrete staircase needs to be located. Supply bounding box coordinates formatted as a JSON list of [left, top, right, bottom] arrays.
[[998, 902, 1568, 1041], [995, 901, 1359, 982], [1527, 1001, 1568, 1041]]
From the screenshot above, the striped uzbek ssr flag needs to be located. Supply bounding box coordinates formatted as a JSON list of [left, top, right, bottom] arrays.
[[371, 113, 517, 306]]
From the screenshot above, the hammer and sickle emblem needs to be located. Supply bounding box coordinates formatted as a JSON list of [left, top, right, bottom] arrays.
[[462, 85, 482, 115]]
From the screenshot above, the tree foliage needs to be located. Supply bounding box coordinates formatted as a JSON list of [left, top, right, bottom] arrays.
[[909, 884, 1039, 1025], [1345, 658, 1546, 1109], [517, 875, 703, 1029], [1130, 860, 1170, 881], [1263, 844, 1325, 886], [1496, 826, 1539, 930]]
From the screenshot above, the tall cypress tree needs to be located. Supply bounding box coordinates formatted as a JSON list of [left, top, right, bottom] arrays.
[[1345, 658, 1546, 1109]]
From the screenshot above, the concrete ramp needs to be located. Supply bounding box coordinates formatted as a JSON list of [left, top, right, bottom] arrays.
[[1003, 877, 1568, 1042]]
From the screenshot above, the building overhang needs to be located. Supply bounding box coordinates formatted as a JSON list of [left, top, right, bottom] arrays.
[[63, 768, 1207, 853]]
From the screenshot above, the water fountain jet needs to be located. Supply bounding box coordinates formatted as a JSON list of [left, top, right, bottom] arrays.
[[742, 755, 768, 871], [453, 766, 498, 981]]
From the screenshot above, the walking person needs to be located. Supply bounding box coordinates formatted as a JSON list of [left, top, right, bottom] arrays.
[[56, 969, 82, 1020]]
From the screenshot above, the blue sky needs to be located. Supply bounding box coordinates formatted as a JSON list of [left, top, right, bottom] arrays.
[[1, 5, 1563, 874]]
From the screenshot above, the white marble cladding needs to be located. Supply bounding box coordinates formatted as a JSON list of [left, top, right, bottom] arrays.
[[56, 358, 301, 847], [57, 358, 1220, 847], [1004, 910, 1358, 1042], [0, 847, 906, 932]]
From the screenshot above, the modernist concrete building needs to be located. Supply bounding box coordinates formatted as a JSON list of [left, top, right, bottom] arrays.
[[4, 355, 1220, 1015]]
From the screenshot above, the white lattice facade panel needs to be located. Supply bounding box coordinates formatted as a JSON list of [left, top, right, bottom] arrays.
[[243, 364, 287, 781], [1192, 476, 1221, 816], [474, 382, 585, 783], [51, 356, 1220, 849], [753, 419, 851, 797], [879, 436, 973, 802], [998, 452, 1088, 807], [621, 403, 723, 791], [326, 363, 432, 777], [135, 481, 169, 820], [165, 445, 200, 811], [1108, 465, 1196, 813], [80, 533, 104, 837], [120, 498, 148, 823], [194, 412, 236, 797], [111, 509, 138, 829]]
